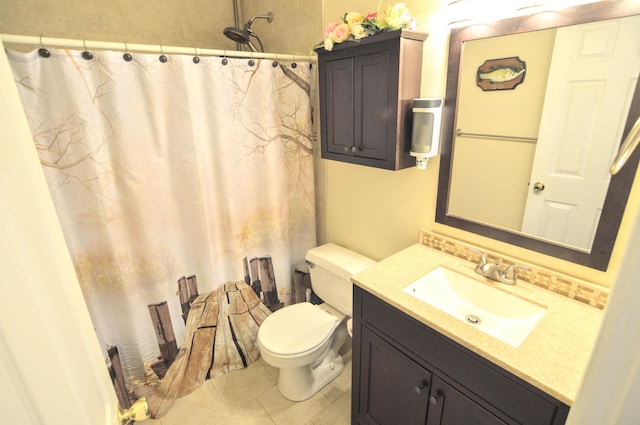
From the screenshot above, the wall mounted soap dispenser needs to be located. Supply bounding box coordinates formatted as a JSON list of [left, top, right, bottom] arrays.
[[410, 98, 443, 169]]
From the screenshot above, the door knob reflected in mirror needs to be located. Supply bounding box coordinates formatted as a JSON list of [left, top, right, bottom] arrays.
[[533, 182, 545, 193]]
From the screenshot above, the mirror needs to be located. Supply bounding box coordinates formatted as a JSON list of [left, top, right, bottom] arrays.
[[437, 0, 640, 271]]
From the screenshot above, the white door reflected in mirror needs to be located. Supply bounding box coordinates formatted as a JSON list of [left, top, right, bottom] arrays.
[[520, 15, 640, 251]]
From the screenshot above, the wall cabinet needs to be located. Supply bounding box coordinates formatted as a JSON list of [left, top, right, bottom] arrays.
[[316, 30, 427, 170], [352, 286, 570, 425]]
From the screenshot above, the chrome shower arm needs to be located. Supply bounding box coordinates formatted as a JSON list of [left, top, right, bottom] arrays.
[[245, 12, 274, 29]]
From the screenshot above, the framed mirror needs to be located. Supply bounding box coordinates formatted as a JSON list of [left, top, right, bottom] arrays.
[[436, 0, 640, 271]]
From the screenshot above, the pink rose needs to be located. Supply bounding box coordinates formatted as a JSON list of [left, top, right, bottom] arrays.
[[330, 23, 351, 43], [324, 22, 339, 39], [366, 11, 377, 21]]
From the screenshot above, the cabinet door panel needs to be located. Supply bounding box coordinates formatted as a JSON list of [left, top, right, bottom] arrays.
[[355, 50, 391, 160], [428, 377, 509, 425], [360, 325, 432, 425], [324, 57, 354, 154]]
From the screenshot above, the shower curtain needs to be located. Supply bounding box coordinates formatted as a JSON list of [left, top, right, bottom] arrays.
[[7, 48, 316, 390]]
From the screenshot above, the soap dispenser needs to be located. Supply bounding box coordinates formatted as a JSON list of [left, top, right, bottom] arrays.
[[410, 98, 443, 170]]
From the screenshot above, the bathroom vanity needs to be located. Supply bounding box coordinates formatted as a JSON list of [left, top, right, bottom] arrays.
[[353, 287, 567, 425], [350, 243, 603, 425]]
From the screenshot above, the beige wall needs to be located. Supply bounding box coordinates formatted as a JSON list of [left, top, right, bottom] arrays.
[[0, 0, 320, 54], [0, 0, 234, 49], [241, 0, 323, 55]]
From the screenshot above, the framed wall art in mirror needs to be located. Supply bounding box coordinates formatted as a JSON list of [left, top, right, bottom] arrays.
[[437, 0, 640, 271]]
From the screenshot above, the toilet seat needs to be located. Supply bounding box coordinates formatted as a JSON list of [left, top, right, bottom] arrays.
[[258, 302, 340, 356]]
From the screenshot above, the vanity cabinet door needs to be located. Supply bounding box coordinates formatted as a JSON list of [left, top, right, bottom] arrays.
[[359, 325, 432, 425], [427, 376, 509, 425]]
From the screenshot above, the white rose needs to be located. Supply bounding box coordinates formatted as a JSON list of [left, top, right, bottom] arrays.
[[351, 24, 367, 39], [324, 38, 334, 51]]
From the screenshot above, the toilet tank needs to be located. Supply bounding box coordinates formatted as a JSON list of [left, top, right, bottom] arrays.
[[305, 243, 376, 316]]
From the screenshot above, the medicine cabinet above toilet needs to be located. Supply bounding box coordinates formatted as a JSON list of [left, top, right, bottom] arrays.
[[315, 30, 427, 170]]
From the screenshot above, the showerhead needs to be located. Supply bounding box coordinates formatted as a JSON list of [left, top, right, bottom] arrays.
[[223, 26, 260, 52], [223, 12, 273, 52], [223, 26, 250, 44]]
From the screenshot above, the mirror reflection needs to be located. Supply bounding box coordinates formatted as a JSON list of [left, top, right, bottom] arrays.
[[437, 1, 640, 271], [448, 16, 640, 253]]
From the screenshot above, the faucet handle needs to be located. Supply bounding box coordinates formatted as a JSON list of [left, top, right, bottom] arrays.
[[504, 265, 530, 284], [469, 248, 487, 266]]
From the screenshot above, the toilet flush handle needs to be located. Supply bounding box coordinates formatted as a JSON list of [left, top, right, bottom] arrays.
[[305, 260, 315, 268]]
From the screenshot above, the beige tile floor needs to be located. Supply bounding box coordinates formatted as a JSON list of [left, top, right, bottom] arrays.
[[137, 342, 352, 425]]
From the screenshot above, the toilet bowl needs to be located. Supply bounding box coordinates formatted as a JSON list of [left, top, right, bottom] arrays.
[[257, 243, 375, 401]]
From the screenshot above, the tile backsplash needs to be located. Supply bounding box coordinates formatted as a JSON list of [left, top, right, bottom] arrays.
[[420, 229, 608, 309]]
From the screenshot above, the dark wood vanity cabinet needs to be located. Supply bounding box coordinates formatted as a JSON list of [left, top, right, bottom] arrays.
[[315, 30, 427, 170], [352, 286, 570, 425]]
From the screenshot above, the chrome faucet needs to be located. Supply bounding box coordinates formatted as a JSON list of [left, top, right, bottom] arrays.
[[470, 248, 529, 285]]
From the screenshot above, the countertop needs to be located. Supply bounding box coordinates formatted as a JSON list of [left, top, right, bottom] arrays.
[[351, 243, 604, 405]]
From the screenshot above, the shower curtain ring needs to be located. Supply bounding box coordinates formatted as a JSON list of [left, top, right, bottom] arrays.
[[193, 47, 200, 64], [81, 39, 94, 60], [291, 54, 297, 69], [123, 41, 133, 62], [248, 51, 255, 67], [159, 43, 168, 63], [272, 53, 278, 68], [222, 50, 228, 65], [38, 35, 51, 58]]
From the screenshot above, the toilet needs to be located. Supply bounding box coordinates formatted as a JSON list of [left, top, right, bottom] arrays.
[[257, 243, 376, 401]]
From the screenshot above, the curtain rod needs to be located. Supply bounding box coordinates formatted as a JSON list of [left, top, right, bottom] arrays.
[[0, 34, 316, 62]]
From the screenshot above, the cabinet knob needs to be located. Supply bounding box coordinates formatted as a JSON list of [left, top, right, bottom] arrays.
[[414, 381, 429, 394], [430, 391, 443, 406], [351, 145, 357, 153], [343, 146, 349, 153]]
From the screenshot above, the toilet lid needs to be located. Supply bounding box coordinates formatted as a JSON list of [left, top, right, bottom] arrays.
[[259, 303, 339, 356]]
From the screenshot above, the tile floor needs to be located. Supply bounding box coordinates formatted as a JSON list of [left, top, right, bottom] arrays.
[[138, 342, 352, 425]]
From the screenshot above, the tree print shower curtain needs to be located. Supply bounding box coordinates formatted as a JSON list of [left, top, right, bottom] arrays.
[[7, 48, 316, 395]]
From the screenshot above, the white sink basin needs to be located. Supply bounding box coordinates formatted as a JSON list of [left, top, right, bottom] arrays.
[[403, 266, 546, 348]]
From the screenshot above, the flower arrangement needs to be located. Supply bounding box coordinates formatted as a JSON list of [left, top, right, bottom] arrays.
[[318, 2, 417, 51]]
